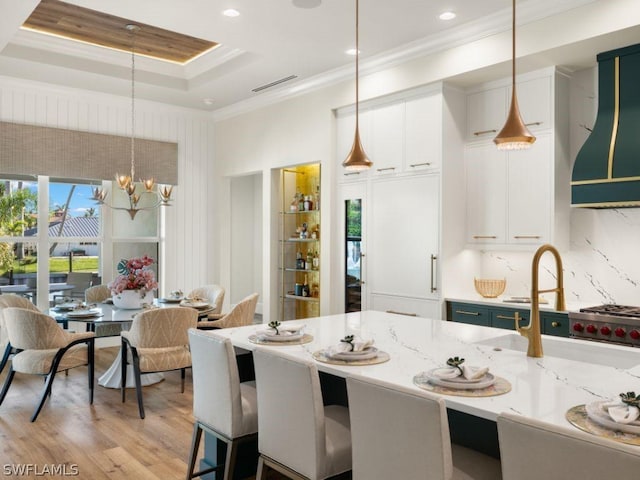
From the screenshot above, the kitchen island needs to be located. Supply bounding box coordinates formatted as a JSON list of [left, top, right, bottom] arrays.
[[203, 310, 640, 476]]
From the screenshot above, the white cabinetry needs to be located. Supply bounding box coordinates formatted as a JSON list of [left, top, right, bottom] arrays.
[[370, 102, 404, 176], [405, 95, 442, 172], [368, 175, 439, 310], [336, 90, 442, 182], [464, 68, 569, 250], [467, 74, 551, 141], [465, 143, 507, 244]]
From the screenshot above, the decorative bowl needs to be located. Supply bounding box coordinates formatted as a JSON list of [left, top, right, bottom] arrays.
[[474, 278, 506, 298]]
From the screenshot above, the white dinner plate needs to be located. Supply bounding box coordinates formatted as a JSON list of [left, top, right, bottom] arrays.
[[429, 367, 487, 384], [258, 330, 305, 342], [66, 309, 102, 318], [426, 369, 495, 390], [160, 297, 183, 303], [585, 401, 640, 435], [329, 347, 379, 361], [180, 300, 209, 309]]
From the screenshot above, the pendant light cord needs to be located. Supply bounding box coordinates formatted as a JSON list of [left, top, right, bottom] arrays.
[[355, 0, 360, 132], [130, 27, 136, 181], [511, 0, 516, 96]]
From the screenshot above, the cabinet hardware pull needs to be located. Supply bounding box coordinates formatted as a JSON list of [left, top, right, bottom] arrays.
[[386, 310, 417, 317], [455, 310, 479, 316], [514, 235, 541, 239], [525, 121, 543, 127], [497, 315, 518, 320], [551, 321, 560, 327], [430, 254, 437, 293], [376, 167, 396, 172], [344, 171, 361, 176], [473, 129, 497, 136], [409, 162, 431, 168], [472, 235, 497, 239]]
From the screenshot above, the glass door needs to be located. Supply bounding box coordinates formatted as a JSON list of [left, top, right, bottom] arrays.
[[345, 198, 362, 312]]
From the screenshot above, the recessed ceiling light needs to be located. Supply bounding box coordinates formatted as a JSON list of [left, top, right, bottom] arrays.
[[203, 98, 215, 106], [223, 8, 240, 17], [345, 48, 360, 56], [439, 11, 456, 21]]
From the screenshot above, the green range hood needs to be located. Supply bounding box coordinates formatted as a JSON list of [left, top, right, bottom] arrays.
[[572, 43, 640, 208]]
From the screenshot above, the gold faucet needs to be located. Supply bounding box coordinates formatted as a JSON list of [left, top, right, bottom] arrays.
[[515, 244, 566, 357]]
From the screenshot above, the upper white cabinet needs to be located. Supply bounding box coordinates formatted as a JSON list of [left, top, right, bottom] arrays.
[[370, 102, 404, 176], [336, 89, 442, 182], [467, 87, 506, 141], [466, 73, 551, 141], [405, 95, 442, 172], [464, 68, 570, 250]]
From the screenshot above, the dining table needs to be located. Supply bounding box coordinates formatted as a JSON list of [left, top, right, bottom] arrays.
[[50, 299, 218, 388], [204, 310, 640, 477]]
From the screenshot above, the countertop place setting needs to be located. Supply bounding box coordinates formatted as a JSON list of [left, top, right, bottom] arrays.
[[249, 321, 313, 345], [413, 356, 511, 397], [566, 391, 640, 446], [157, 289, 184, 303], [312, 334, 390, 365], [51, 301, 103, 318]]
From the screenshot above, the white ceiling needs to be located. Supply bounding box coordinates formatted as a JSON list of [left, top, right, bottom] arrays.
[[0, 0, 631, 113]]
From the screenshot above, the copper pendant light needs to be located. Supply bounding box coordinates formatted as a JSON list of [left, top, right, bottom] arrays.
[[494, 0, 536, 150], [342, 0, 372, 171]]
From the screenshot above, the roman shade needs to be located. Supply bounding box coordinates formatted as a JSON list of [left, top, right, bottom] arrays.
[[0, 121, 178, 185]]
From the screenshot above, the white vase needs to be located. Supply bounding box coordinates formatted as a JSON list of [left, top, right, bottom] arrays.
[[112, 289, 154, 309]]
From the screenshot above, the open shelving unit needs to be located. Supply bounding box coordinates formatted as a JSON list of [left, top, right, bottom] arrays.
[[279, 163, 320, 321]]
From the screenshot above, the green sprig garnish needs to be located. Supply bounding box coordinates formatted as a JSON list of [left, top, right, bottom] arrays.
[[446, 356, 465, 375], [341, 335, 355, 352], [268, 320, 281, 335], [620, 391, 640, 407]]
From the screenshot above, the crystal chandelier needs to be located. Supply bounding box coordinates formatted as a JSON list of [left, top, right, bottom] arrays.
[[92, 24, 173, 219]]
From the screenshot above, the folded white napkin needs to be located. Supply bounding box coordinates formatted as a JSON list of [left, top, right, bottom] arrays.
[[603, 400, 640, 424], [332, 337, 374, 354], [266, 324, 305, 336], [434, 365, 489, 381]]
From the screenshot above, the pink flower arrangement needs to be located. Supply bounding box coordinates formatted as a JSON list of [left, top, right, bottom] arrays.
[[109, 255, 158, 296]]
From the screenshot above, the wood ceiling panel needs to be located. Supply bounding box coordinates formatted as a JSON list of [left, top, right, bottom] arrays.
[[23, 0, 218, 63]]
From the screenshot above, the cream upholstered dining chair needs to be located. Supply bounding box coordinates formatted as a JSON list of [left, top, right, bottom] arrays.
[[84, 285, 123, 337], [253, 348, 352, 480], [346, 376, 502, 480], [187, 284, 225, 319], [120, 306, 198, 419], [0, 307, 95, 422], [186, 329, 258, 480], [497, 412, 640, 480], [196, 293, 258, 330], [0, 295, 43, 374]]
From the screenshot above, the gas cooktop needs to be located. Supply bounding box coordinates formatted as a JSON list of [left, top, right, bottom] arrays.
[[569, 304, 640, 346]]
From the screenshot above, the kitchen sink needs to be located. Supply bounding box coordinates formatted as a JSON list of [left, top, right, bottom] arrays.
[[475, 334, 640, 369]]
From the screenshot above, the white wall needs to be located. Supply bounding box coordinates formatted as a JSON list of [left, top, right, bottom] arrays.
[[0, 76, 216, 296], [230, 173, 263, 311]]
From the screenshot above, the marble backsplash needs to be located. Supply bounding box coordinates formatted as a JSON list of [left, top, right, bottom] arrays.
[[479, 208, 640, 306]]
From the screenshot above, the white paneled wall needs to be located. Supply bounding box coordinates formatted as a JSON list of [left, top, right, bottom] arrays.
[[0, 76, 216, 296]]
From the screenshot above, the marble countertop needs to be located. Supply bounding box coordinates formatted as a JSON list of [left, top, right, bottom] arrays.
[[216, 310, 640, 427], [445, 296, 596, 313]]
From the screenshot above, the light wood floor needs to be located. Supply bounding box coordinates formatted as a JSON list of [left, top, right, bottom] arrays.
[[0, 347, 229, 479]]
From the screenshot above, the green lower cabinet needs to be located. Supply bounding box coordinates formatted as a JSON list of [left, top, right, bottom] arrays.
[[489, 307, 528, 330], [449, 302, 489, 326], [447, 301, 569, 338], [541, 311, 570, 338]]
